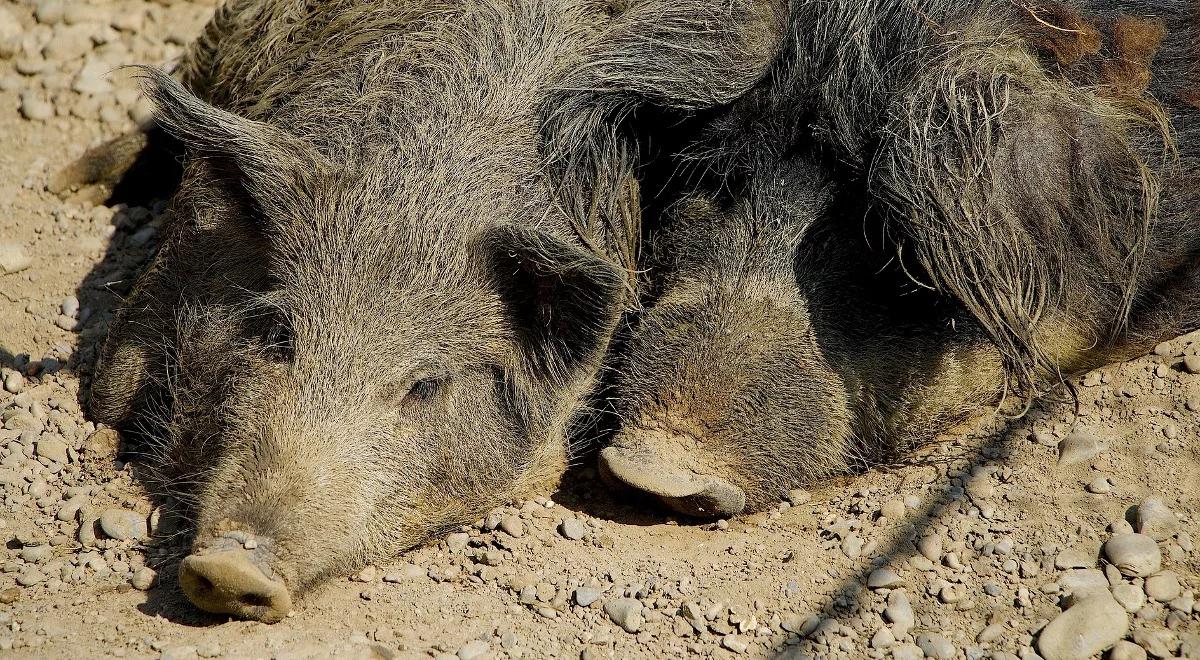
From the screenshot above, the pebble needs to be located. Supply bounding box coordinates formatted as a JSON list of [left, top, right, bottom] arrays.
[[355, 565, 377, 582], [916, 632, 955, 659], [1132, 628, 1177, 659], [558, 518, 587, 541], [574, 586, 602, 607], [1184, 355, 1200, 374], [720, 635, 749, 654], [98, 508, 148, 541], [1036, 593, 1128, 660], [871, 627, 896, 649], [841, 533, 863, 559], [160, 647, 197, 660], [445, 532, 470, 552], [1136, 498, 1178, 541], [1086, 477, 1112, 494], [499, 515, 525, 538], [785, 488, 811, 505], [1104, 534, 1162, 577], [978, 623, 1005, 643], [885, 591, 915, 634], [1112, 583, 1146, 613], [917, 535, 942, 562], [1057, 431, 1104, 466], [18, 94, 54, 121], [1059, 569, 1109, 596], [35, 436, 69, 464], [130, 567, 156, 590], [1110, 640, 1148, 660], [16, 569, 46, 587], [867, 567, 904, 590], [2, 371, 23, 394], [1144, 572, 1181, 602], [604, 598, 643, 633], [456, 640, 489, 660], [880, 500, 906, 520], [892, 644, 924, 660], [1054, 547, 1096, 570], [0, 241, 32, 274]]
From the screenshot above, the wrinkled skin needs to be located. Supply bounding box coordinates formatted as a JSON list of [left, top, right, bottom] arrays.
[[603, 0, 1200, 515], [77, 0, 785, 621]]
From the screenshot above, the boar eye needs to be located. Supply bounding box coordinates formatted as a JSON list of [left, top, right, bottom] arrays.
[[403, 377, 442, 405], [261, 319, 293, 362]]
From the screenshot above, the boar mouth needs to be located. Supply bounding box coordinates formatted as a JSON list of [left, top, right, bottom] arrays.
[[599, 443, 747, 518]]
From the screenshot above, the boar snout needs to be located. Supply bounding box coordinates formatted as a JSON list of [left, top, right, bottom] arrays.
[[599, 432, 747, 518], [178, 534, 292, 623]]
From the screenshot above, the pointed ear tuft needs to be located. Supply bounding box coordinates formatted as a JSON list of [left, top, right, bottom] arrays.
[[479, 226, 628, 382], [133, 66, 325, 220]]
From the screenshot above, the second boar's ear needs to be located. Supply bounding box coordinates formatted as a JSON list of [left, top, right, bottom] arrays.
[[135, 67, 324, 222], [572, 0, 787, 108], [478, 225, 627, 383]]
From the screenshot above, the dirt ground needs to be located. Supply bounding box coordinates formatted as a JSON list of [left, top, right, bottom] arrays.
[[0, 1, 1197, 659]]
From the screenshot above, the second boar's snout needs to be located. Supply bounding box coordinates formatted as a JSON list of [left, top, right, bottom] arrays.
[[178, 536, 292, 623], [599, 439, 746, 518]]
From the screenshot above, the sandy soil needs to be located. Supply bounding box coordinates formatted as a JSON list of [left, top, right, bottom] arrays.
[[0, 1, 1196, 659]]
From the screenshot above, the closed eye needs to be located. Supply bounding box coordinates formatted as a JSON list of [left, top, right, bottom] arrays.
[[404, 376, 442, 404]]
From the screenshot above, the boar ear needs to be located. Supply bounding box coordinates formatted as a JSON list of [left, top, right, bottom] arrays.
[[479, 226, 627, 382], [135, 67, 323, 220], [571, 0, 786, 108]]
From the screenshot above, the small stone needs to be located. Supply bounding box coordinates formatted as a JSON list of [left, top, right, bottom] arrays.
[[160, 647, 197, 660], [892, 644, 924, 660], [604, 598, 643, 633], [1086, 478, 1112, 494], [1136, 498, 1178, 541], [574, 586, 602, 607], [35, 436, 69, 464], [457, 640, 489, 660], [1059, 569, 1109, 597], [499, 515, 525, 538], [785, 488, 811, 505], [1104, 534, 1162, 577], [841, 534, 863, 559], [880, 500, 906, 520], [885, 591, 915, 634], [871, 627, 896, 649], [355, 565, 377, 583], [1112, 583, 1146, 613], [0, 242, 32, 274], [1184, 355, 1200, 374], [1109, 640, 1147, 660], [1036, 594, 1128, 660], [16, 570, 46, 587], [978, 623, 1005, 644], [1144, 572, 1181, 602], [916, 632, 955, 659], [1055, 547, 1096, 570], [867, 568, 904, 590], [721, 635, 749, 654], [917, 535, 943, 562], [2, 371, 23, 394], [130, 567, 156, 591], [445, 532, 470, 552], [98, 509, 148, 541], [1057, 431, 1104, 466], [18, 95, 53, 121], [1132, 628, 1177, 659], [558, 518, 587, 541]]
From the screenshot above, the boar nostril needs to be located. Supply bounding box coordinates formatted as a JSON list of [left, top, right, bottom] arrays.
[[178, 549, 292, 623]]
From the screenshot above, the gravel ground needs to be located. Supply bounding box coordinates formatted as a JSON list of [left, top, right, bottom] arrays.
[[0, 1, 1197, 658]]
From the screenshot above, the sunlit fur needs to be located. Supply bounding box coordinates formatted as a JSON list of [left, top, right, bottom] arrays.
[[611, 0, 1200, 511], [86, 0, 782, 599]]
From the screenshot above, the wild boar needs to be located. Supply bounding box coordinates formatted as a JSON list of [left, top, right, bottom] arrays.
[[601, 0, 1200, 516], [69, 0, 784, 621]]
